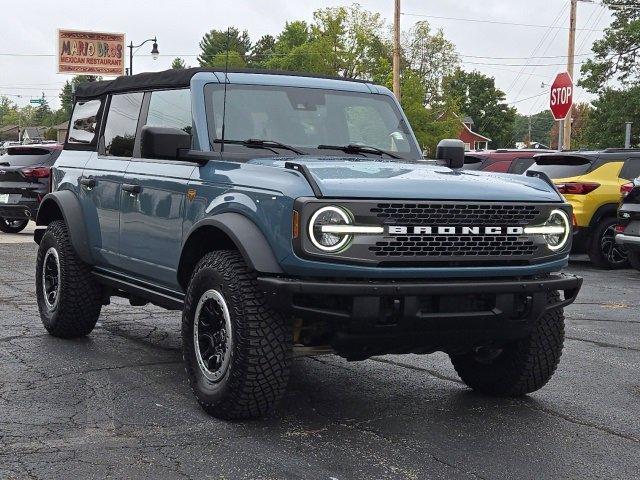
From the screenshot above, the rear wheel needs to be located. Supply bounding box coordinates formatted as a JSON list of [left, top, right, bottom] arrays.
[[182, 250, 291, 420], [449, 291, 564, 397], [0, 218, 28, 233], [36, 221, 102, 338], [587, 217, 628, 269]]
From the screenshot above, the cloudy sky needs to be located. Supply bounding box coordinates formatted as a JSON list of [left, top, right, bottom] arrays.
[[0, 0, 612, 114]]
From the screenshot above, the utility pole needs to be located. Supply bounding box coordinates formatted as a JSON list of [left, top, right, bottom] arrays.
[[563, 0, 578, 150], [625, 122, 632, 149], [393, 0, 401, 101]]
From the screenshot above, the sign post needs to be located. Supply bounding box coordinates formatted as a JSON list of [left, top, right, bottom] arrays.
[[549, 72, 574, 151]]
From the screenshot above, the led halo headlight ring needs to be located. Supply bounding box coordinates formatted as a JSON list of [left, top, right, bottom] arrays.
[[544, 208, 571, 251], [308, 206, 354, 252], [523, 208, 571, 252]]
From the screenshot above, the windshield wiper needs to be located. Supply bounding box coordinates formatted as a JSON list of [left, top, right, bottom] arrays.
[[317, 144, 402, 159], [214, 138, 305, 155]]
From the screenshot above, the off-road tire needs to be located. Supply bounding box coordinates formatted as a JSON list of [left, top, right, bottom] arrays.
[[627, 249, 640, 271], [182, 250, 291, 420], [449, 291, 564, 397], [36, 220, 102, 338], [587, 217, 628, 269], [0, 218, 29, 234]]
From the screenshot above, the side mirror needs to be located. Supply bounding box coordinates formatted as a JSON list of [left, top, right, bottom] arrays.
[[436, 139, 465, 169], [140, 126, 191, 160]]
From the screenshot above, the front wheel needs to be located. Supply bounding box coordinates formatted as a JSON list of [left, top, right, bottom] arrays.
[[449, 291, 564, 397], [587, 217, 628, 269], [0, 218, 29, 233], [182, 250, 291, 420]]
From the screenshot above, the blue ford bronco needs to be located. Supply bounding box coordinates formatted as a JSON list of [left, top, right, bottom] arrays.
[[34, 68, 582, 419]]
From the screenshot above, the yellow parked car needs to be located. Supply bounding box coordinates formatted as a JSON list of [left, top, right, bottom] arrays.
[[529, 149, 640, 268]]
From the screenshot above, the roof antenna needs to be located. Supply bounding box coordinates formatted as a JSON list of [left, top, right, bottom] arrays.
[[220, 27, 231, 154]]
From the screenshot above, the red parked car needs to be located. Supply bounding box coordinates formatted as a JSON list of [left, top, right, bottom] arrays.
[[463, 149, 554, 174]]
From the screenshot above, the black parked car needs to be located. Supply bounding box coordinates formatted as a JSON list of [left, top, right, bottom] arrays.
[[617, 177, 640, 270], [0, 144, 61, 233]]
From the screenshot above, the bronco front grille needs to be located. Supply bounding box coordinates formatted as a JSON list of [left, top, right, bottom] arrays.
[[371, 203, 541, 226], [369, 235, 539, 257]]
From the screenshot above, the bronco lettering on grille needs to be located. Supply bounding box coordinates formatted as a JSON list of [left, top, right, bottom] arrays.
[[388, 226, 526, 235]]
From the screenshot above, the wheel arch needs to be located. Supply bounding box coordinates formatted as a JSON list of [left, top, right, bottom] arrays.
[[177, 213, 283, 290], [589, 203, 619, 227], [34, 191, 93, 264]]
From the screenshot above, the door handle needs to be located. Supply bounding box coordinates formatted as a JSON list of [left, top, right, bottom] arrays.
[[122, 184, 141, 195], [79, 177, 96, 189]]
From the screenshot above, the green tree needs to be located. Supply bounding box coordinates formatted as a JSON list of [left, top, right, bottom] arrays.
[[583, 87, 640, 148], [580, 0, 640, 93], [403, 21, 459, 105], [171, 57, 187, 69], [198, 28, 251, 67], [0, 96, 20, 126], [59, 75, 100, 116], [248, 35, 276, 68], [443, 69, 517, 148], [267, 5, 387, 79], [31, 99, 53, 126], [512, 110, 555, 146], [204, 51, 246, 69], [380, 69, 460, 154]]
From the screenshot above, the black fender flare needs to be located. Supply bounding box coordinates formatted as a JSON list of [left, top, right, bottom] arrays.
[[182, 212, 283, 275], [589, 203, 618, 227], [35, 190, 93, 264]]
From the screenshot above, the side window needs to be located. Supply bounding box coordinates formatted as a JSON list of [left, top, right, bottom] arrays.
[[103, 92, 144, 157], [146, 89, 192, 134], [620, 158, 640, 180], [68, 99, 102, 145], [509, 158, 535, 175]]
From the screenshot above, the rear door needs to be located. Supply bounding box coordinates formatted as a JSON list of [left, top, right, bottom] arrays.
[[80, 92, 144, 268], [119, 88, 195, 288]]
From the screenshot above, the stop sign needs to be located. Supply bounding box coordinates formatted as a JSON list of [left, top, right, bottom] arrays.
[[550, 72, 573, 120]]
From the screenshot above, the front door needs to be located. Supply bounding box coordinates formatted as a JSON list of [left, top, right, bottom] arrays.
[[118, 88, 195, 288], [79, 92, 144, 268]]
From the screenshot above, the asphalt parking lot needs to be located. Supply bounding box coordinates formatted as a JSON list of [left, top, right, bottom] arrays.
[[0, 224, 638, 480]]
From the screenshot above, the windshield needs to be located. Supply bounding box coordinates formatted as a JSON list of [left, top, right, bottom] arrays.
[[205, 84, 420, 159], [527, 157, 592, 179], [2, 147, 58, 166]]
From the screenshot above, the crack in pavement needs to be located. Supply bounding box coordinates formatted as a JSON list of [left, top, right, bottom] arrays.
[[565, 335, 640, 353]]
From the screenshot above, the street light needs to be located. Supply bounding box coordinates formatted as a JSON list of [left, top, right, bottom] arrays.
[[128, 37, 159, 76]]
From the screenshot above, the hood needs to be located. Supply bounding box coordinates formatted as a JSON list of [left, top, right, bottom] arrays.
[[250, 157, 562, 202]]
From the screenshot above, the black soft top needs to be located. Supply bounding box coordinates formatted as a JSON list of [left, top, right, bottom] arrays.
[[75, 67, 368, 99]]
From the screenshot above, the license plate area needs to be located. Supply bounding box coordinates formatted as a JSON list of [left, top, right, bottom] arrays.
[[0, 194, 20, 204]]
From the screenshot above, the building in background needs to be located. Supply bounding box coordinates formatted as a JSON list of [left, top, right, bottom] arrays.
[[458, 117, 491, 151]]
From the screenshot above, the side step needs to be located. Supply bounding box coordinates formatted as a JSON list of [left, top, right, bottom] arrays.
[[92, 269, 184, 311]]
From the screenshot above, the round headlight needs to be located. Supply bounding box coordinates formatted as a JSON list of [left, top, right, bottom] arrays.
[[544, 209, 571, 251], [308, 206, 353, 252]]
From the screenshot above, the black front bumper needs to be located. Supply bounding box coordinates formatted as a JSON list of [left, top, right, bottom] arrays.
[[258, 274, 582, 358]]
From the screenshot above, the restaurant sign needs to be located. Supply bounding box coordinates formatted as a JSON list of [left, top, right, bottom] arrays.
[[58, 29, 125, 76]]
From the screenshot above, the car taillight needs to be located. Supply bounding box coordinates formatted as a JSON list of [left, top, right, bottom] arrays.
[[621, 182, 634, 197], [21, 166, 51, 180], [615, 225, 626, 233], [556, 182, 600, 195]]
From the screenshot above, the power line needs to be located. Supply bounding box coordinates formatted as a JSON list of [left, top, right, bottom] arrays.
[[400, 12, 605, 31], [509, 91, 548, 105]]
